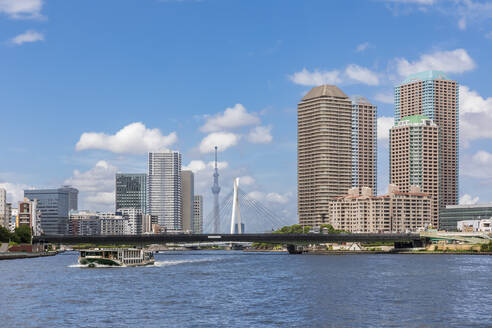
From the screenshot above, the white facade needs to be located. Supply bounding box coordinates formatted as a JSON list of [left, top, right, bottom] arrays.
[[100, 213, 130, 235], [458, 219, 492, 233], [0, 188, 7, 228], [148, 151, 182, 231], [119, 208, 143, 235]]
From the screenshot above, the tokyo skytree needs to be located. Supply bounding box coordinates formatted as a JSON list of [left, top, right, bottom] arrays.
[[211, 146, 221, 233]]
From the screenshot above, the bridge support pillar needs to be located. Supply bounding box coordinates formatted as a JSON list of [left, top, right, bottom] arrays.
[[286, 244, 304, 254]]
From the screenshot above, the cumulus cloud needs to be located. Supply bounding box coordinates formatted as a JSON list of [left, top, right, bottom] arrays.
[[182, 160, 228, 173], [239, 176, 255, 186], [246, 191, 291, 204], [199, 132, 239, 154], [10, 29, 44, 45], [76, 122, 177, 154], [459, 85, 492, 143], [289, 68, 342, 86], [64, 160, 118, 211], [459, 194, 480, 205], [0, 0, 43, 19], [462, 150, 492, 182], [374, 93, 394, 104], [394, 49, 476, 77], [356, 42, 370, 52], [345, 64, 380, 86], [247, 125, 273, 144], [0, 182, 33, 204], [200, 104, 260, 133], [377, 116, 394, 140], [289, 65, 379, 86]]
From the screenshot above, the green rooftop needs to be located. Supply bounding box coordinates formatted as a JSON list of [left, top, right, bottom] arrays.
[[402, 70, 450, 84], [397, 115, 430, 125]]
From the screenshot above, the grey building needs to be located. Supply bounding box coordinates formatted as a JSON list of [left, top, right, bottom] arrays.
[[181, 170, 194, 233], [24, 187, 78, 235], [439, 204, 492, 231], [115, 174, 147, 213], [60, 186, 79, 211], [193, 195, 203, 234], [148, 151, 182, 231], [68, 210, 101, 236], [118, 208, 143, 235]]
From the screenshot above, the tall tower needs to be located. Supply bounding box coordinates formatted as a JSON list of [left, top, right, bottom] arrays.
[[297, 85, 353, 227], [395, 70, 459, 208], [211, 146, 221, 233]]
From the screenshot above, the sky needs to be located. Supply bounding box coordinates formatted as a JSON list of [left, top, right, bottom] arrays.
[[0, 0, 492, 225]]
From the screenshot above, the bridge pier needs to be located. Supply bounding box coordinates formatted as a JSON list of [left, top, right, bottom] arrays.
[[286, 244, 304, 254]]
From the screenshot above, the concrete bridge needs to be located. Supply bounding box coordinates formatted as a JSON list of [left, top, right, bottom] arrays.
[[33, 233, 424, 253]]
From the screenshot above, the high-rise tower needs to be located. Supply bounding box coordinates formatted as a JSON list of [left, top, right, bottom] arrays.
[[211, 146, 221, 233], [394, 70, 459, 208]]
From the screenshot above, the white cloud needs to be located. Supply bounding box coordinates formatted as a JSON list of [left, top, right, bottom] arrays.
[[0, 182, 32, 204], [374, 92, 394, 104], [76, 122, 177, 154], [239, 176, 255, 186], [345, 64, 380, 86], [10, 30, 44, 45], [377, 116, 394, 140], [356, 42, 370, 52], [247, 125, 273, 144], [246, 191, 291, 204], [462, 151, 492, 182], [200, 104, 260, 133], [199, 132, 239, 154], [472, 150, 492, 165], [0, 0, 43, 19], [183, 160, 228, 173], [64, 160, 118, 211], [289, 65, 379, 86], [394, 49, 476, 77], [289, 68, 342, 86], [459, 194, 480, 205], [458, 17, 467, 30], [459, 85, 492, 143]]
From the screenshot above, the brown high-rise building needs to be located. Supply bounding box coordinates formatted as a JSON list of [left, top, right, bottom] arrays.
[[390, 115, 440, 227], [395, 71, 459, 209], [351, 96, 377, 195], [297, 85, 377, 227]]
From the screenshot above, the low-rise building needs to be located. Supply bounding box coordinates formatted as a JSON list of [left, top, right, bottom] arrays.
[[68, 210, 101, 236], [457, 219, 492, 233], [118, 208, 143, 235], [17, 198, 42, 236], [100, 213, 130, 235], [440, 203, 492, 231], [329, 184, 433, 233]]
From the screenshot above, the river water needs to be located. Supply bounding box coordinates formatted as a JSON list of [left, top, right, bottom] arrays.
[[0, 251, 491, 327]]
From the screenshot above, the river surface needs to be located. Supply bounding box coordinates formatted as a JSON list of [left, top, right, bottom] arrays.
[[0, 251, 491, 327]]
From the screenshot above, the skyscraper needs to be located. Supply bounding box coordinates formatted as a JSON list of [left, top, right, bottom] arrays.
[[193, 195, 203, 234], [148, 151, 182, 231], [24, 187, 78, 235], [390, 115, 440, 226], [297, 85, 353, 227], [395, 70, 459, 208], [115, 174, 147, 213], [60, 186, 79, 211], [180, 170, 194, 233], [0, 188, 7, 228], [351, 96, 377, 195]]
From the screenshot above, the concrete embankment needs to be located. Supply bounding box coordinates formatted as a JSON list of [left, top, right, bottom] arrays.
[[305, 250, 492, 255], [0, 252, 58, 260]]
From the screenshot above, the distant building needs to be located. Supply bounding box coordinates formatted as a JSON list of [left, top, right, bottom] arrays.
[[390, 115, 440, 227], [118, 208, 143, 235], [68, 210, 101, 236], [115, 174, 147, 213], [395, 71, 459, 208], [148, 151, 182, 231], [181, 170, 194, 233], [0, 188, 7, 228], [100, 213, 130, 235], [351, 96, 377, 195], [60, 186, 79, 211], [9, 207, 17, 232], [439, 204, 492, 231], [17, 198, 41, 235], [143, 214, 159, 234], [457, 219, 492, 233], [24, 187, 79, 235], [193, 195, 203, 234], [328, 185, 432, 233]]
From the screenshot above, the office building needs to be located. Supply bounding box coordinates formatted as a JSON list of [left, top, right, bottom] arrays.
[[181, 170, 194, 232], [148, 151, 182, 231], [395, 71, 459, 208], [115, 174, 147, 213], [193, 195, 203, 234], [24, 187, 78, 235], [439, 203, 492, 231], [390, 115, 440, 227], [143, 214, 159, 234], [60, 186, 79, 211], [100, 212, 130, 235], [329, 185, 432, 233], [0, 188, 7, 228], [68, 210, 101, 236], [351, 96, 377, 195], [297, 85, 353, 227], [119, 208, 143, 235]]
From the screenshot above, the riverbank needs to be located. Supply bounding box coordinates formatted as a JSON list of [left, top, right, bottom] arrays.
[[306, 250, 492, 255], [0, 251, 59, 261]]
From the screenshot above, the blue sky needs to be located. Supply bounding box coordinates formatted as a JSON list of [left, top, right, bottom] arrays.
[[1, 0, 491, 223]]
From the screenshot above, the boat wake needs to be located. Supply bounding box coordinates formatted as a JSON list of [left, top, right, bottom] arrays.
[[68, 263, 124, 268], [153, 257, 222, 267]]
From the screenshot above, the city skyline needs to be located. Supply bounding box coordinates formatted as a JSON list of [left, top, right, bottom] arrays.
[[1, 1, 492, 225]]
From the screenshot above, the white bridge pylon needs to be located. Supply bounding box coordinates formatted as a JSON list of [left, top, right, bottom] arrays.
[[230, 177, 242, 234]]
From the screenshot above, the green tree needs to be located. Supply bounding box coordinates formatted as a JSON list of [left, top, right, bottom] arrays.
[[0, 226, 11, 242], [14, 225, 31, 244]]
